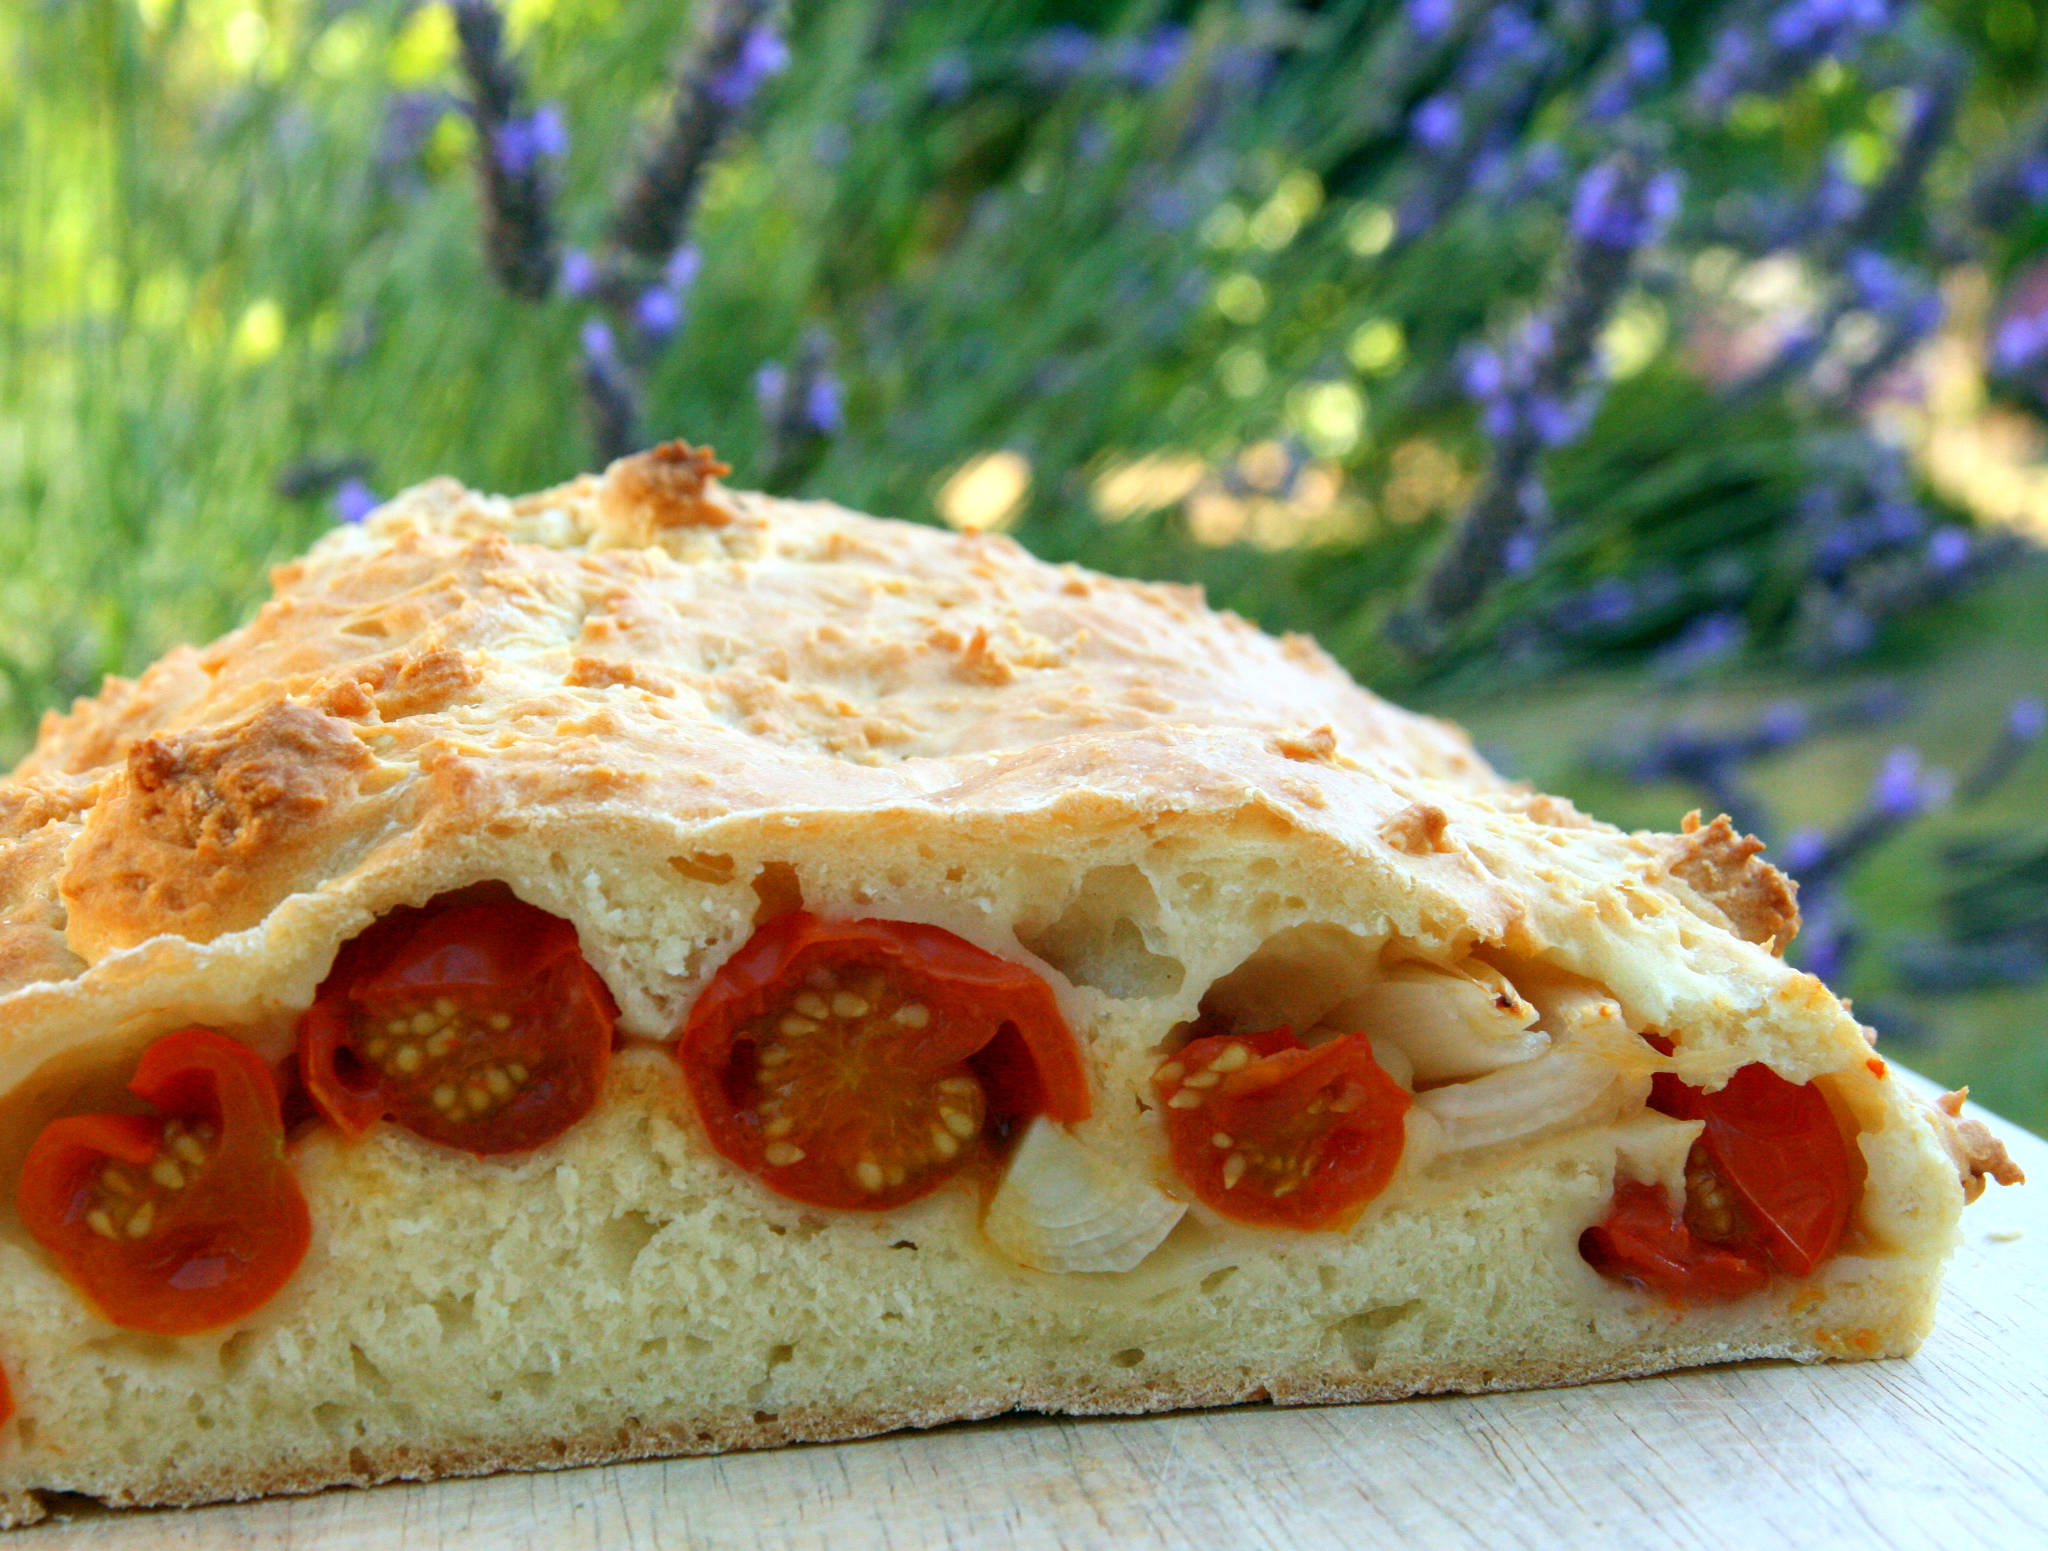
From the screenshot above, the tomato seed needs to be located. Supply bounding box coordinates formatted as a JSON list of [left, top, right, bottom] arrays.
[[938, 1108, 977, 1140]]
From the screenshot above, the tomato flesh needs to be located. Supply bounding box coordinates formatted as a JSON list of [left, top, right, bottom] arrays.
[[17, 1029, 311, 1335], [1154, 1028, 1409, 1232], [1582, 1058, 1857, 1302], [678, 913, 1090, 1212], [298, 891, 617, 1156]]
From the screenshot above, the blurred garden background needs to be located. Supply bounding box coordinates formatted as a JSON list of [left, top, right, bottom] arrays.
[[3, 0, 2046, 1124]]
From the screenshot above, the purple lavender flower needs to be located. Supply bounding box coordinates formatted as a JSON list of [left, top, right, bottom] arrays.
[[1526, 392, 1589, 447], [1655, 611, 1747, 678], [494, 107, 568, 176], [1781, 829, 1829, 874], [634, 287, 683, 338], [1582, 579, 1636, 627], [1693, 0, 1893, 116], [558, 248, 596, 299], [927, 51, 971, 103], [1410, 95, 1462, 153], [1586, 25, 1669, 121], [530, 103, 568, 158], [754, 362, 787, 410], [1028, 25, 1096, 84], [1503, 530, 1542, 575], [708, 23, 790, 108], [333, 478, 379, 525], [1927, 527, 1972, 572], [1758, 700, 1811, 747], [804, 373, 844, 435], [663, 243, 703, 292], [1847, 249, 1909, 314], [1798, 898, 1850, 983], [1406, 0, 1456, 39], [1871, 746, 1946, 819], [1992, 309, 2048, 375], [2012, 697, 2048, 742], [1570, 160, 1681, 249], [1114, 25, 1188, 90], [581, 318, 617, 362]]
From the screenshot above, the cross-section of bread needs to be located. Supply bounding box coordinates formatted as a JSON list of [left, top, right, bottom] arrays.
[[0, 444, 2014, 1526]]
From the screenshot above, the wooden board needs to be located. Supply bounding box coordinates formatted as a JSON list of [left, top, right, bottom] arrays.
[[17, 1085, 2045, 1550]]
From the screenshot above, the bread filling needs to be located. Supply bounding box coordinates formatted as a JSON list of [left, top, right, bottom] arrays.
[[0, 872, 1879, 1384]]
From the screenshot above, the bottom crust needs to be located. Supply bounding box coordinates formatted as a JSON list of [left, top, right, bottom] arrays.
[[0, 1337, 1882, 1529]]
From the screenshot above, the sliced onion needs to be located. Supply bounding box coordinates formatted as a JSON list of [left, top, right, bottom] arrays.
[[1325, 960, 1548, 1083], [983, 1119, 1186, 1274], [1515, 977, 1628, 1043], [1415, 1049, 1624, 1154]]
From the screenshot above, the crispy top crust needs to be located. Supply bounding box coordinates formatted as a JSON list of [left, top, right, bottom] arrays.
[[0, 444, 1828, 1102]]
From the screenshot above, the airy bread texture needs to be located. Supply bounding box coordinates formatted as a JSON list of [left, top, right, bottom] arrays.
[[0, 446, 1983, 1525]]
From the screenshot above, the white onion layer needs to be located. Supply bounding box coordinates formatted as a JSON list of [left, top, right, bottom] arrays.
[[982, 1119, 1186, 1274], [1326, 960, 1548, 1083], [1415, 1048, 1624, 1154]]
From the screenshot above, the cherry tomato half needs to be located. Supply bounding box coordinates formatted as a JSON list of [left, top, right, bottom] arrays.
[[1649, 1062, 1856, 1277], [1581, 1058, 1858, 1302], [678, 913, 1091, 1212], [1154, 1028, 1410, 1232], [17, 1029, 311, 1335], [298, 891, 617, 1156]]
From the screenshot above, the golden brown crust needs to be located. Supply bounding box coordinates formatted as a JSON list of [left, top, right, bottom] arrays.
[[59, 700, 385, 958], [1929, 1089, 2026, 1203], [1662, 811, 1801, 955]]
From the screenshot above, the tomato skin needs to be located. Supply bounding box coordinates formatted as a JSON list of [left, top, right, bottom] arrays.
[[1155, 1028, 1410, 1232], [17, 1029, 311, 1335], [1583, 1058, 1858, 1303], [678, 913, 1090, 1212], [298, 893, 617, 1156], [1579, 1179, 1773, 1303], [1648, 1063, 1854, 1277]]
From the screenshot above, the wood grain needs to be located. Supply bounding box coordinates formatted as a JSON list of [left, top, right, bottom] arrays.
[[16, 1082, 2044, 1550]]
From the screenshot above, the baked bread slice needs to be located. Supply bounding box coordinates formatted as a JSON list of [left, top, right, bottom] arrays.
[[0, 444, 2018, 1526]]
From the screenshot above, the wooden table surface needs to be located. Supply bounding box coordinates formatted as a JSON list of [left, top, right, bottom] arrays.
[[18, 1086, 2045, 1550]]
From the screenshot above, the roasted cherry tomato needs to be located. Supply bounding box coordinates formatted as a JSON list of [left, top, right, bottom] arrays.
[[1153, 1028, 1410, 1232], [678, 913, 1090, 1212], [0, 1364, 12, 1429], [1581, 1057, 1858, 1302], [298, 891, 617, 1156], [1578, 1178, 1773, 1304], [17, 1029, 311, 1335], [1650, 1062, 1856, 1277]]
